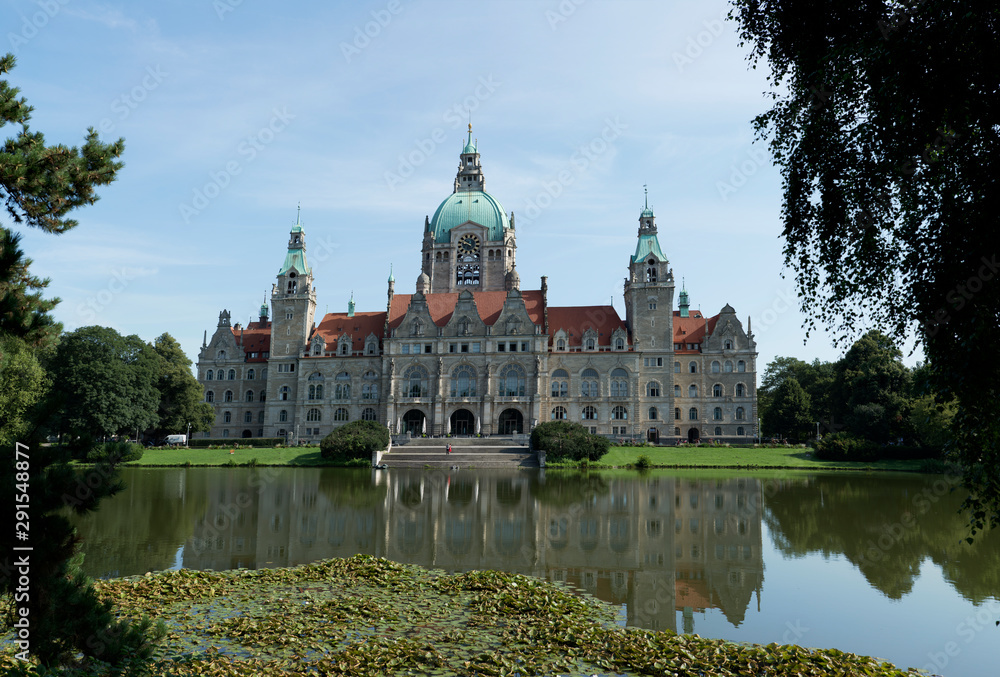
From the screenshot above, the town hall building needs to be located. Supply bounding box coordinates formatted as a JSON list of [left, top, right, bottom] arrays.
[[197, 128, 758, 444]]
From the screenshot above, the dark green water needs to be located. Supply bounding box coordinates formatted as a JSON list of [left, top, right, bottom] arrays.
[[72, 467, 999, 677]]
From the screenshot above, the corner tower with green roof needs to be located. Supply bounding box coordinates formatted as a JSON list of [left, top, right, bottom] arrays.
[[270, 210, 317, 364], [421, 125, 516, 293], [623, 189, 675, 353]]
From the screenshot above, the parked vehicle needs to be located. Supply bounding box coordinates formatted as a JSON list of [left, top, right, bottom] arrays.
[[164, 434, 187, 446]]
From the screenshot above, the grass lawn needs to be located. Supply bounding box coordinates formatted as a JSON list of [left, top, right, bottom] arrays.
[[587, 445, 928, 473], [127, 447, 340, 467]]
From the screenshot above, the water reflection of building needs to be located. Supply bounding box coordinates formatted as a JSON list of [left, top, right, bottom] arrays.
[[183, 469, 762, 633]]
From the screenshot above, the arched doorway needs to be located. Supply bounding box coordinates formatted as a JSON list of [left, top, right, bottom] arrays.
[[498, 408, 524, 435], [450, 408, 475, 436], [403, 409, 426, 435], [647, 427, 659, 443], [242, 429, 253, 438], [687, 427, 700, 443]]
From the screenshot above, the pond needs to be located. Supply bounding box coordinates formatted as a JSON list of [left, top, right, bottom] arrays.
[[71, 467, 999, 677]]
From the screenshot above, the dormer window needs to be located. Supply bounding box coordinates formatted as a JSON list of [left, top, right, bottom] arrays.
[[646, 267, 657, 283]]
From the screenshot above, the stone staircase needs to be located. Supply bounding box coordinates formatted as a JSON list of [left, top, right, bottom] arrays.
[[381, 436, 538, 468]]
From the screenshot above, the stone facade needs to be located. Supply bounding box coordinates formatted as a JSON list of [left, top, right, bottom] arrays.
[[197, 130, 758, 443]]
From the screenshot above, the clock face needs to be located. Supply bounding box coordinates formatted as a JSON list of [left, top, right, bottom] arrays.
[[457, 234, 481, 255]]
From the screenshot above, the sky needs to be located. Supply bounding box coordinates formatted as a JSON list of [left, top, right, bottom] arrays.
[[5, 0, 923, 373]]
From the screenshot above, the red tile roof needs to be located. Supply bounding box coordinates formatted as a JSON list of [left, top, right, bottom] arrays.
[[387, 290, 544, 330], [231, 321, 271, 362], [547, 305, 628, 346], [673, 311, 717, 352], [312, 311, 387, 354]]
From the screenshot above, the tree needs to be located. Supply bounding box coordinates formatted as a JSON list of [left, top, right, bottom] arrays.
[[151, 333, 214, 439], [834, 330, 912, 444], [0, 333, 47, 447], [730, 1, 1000, 531], [48, 326, 160, 446], [320, 420, 391, 462], [759, 356, 835, 428], [763, 377, 813, 443]]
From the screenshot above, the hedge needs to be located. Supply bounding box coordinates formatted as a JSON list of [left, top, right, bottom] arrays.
[[85, 441, 144, 463], [188, 437, 285, 448], [320, 420, 390, 462], [815, 432, 942, 462], [530, 421, 610, 462]]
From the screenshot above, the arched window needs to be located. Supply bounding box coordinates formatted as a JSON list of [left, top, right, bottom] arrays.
[[206, 370, 213, 381], [611, 368, 629, 397], [736, 407, 745, 420], [287, 272, 297, 294], [403, 365, 428, 398], [674, 362, 681, 373], [245, 390, 254, 402], [362, 407, 377, 421], [366, 340, 377, 356], [674, 385, 681, 397], [711, 361, 720, 373], [498, 364, 526, 397], [247, 368, 255, 380], [715, 426, 722, 436], [551, 368, 569, 397], [736, 383, 746, 397], [556, 338, 566, 351], [725, 360, 734, 373], [259, 391, 266, 403], [713, 407, 722, 420], [224, 390, 233, 402], [689, 362, 697, 374], [612, 405, 628, 420], [648, 407, 658, 420], [674, 408, 681, 420], [334, 372, 351, 400], [217, 350, 226, 360], [615, 337, 625, 350], [737, 360, 746, 372], [646, 381, 660, 397], [713, 384, 723, 397], [223, 411, 231, 423], [228, 369, 236, 380], [206, 391, 215, 403], [585, 338, 596, 351], [307, 408, 321, 422], [689, 407, 698, 420], [244, 411, 253, 423], [279, 410, 287, 422], [451, 365, 477, 397], [580, 368, 599, 397], [551, 406, 568, 420], [362, 382, 378, 400], [334, 408, 349, 421], [339, 342, 349, 356], [279, 386, 289, 401], [688, 384, 697, 397]]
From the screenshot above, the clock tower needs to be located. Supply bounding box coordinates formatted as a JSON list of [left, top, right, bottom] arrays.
[[420, 126, 516, 292]]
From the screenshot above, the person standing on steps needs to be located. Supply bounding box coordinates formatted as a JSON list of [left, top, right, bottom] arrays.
[[447, 443, 452, 454]]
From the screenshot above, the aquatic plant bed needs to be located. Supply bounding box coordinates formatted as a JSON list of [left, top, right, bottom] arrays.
[[3, 555, 923, 676]]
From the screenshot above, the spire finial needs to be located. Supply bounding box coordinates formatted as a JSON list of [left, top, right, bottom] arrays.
[[296, 203, 301, 225], [644, 184, 648, 209]]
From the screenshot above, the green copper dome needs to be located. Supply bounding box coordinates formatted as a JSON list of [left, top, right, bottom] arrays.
[[429, 190, 509, 243]]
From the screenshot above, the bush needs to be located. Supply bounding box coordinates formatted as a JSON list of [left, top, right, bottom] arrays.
[[320, 420, 390, 462], [815, 432, 942, 461], [85, 440, 144, 463], [635, 454, 652, 469], [530, 421, 610, 462]]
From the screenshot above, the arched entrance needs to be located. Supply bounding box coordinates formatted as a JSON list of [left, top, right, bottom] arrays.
[[498, 408, 524, 435], [403, 409, 426, 435], [242, 429, 253, 438], [687, 427, 700, 443], [647, 427, 659, 443], [450, 408, 475, 436]]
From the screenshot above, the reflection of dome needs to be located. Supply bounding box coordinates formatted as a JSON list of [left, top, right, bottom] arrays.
[[429, 190, 509, 243]]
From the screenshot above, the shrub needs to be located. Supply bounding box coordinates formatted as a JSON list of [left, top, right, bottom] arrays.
[[815, 432, 942, 461], [635, 454, 652, 469], [85, 440, 144, 463], [320, 420, 390, 462], [530, 421, 610, 462]]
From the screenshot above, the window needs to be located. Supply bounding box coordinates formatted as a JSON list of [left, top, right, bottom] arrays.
[[222, 429, 229, 438], [674, 362, 681, 373], [334, 372, 351, 400], [551, 406, 568, 420], [206, 391, 215, 403], [551, 378, 568, 397], [451, 365, 477, 397], [736, 407, 745, 420], [228, 369, 236, 380], [714, 407, 722, 420], [279, 410, 287, 422], [307, 408, 321, 422], [675, 427, 681, 436], [724, 340, 733, 350], [498, 364, 526, 397], [401, 344, 410, 355], [646, 381, 660, 397], [648, 407, 658, 420], [736, 383, 746, 397], [259, 391, 266, 403], [725, 360, 734, 373], [737, 426, 745, 436], [362, 383, 378, 400], [715, 426, 722, 436], [308, 383, 323, 400], [223, 411, 231, 423], [206, 370, 213, 381], [611, 368, 629, 397], [334, 408, 349, 421], [362, 407, 377, 421], [556, 338, 566, 351], [689, 407, 698, 420], [674, 385, 681, 397], [711, 361, 720, 373], [247, 368, 255, 380], [224, 390, 233, 402], [244, 411, 253, 423], [612, 406, 628, 420], [615, 337, 625, 350], [585, 338, 596, 351], [738, 360, 746, 372], [582, 405, 597, 420], [366, 341, 377, 356], [279, 386, 289, 401], [674, 408, 680, 420], [649, 301, 657, 310], [713, 384, 722, 397], [581, 368, 599, 397], [688, 384, 697, 397], [403, 365, 429, 397], [339, 342, 349, 356], [689, 362, 697, 374], [245, 390, 254, 402]]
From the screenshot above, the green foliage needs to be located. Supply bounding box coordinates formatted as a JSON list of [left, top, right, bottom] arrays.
[[730, 1, 1000, 532], [835, 331, 912, 444], [47, 325, 160, 445], [320, 420, 390, 462], [759, 356, 835, 428], [530, 421, 610, 462], [151, 333, 214, 438], [634, 454, 652, 469], [815, 431, 940, 462], [85, 440, 144, 463], [763, 377, 814, 443], [0, 228, 60, 347], [0, 333, 47, 447], [909, 394, 957, 449]]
